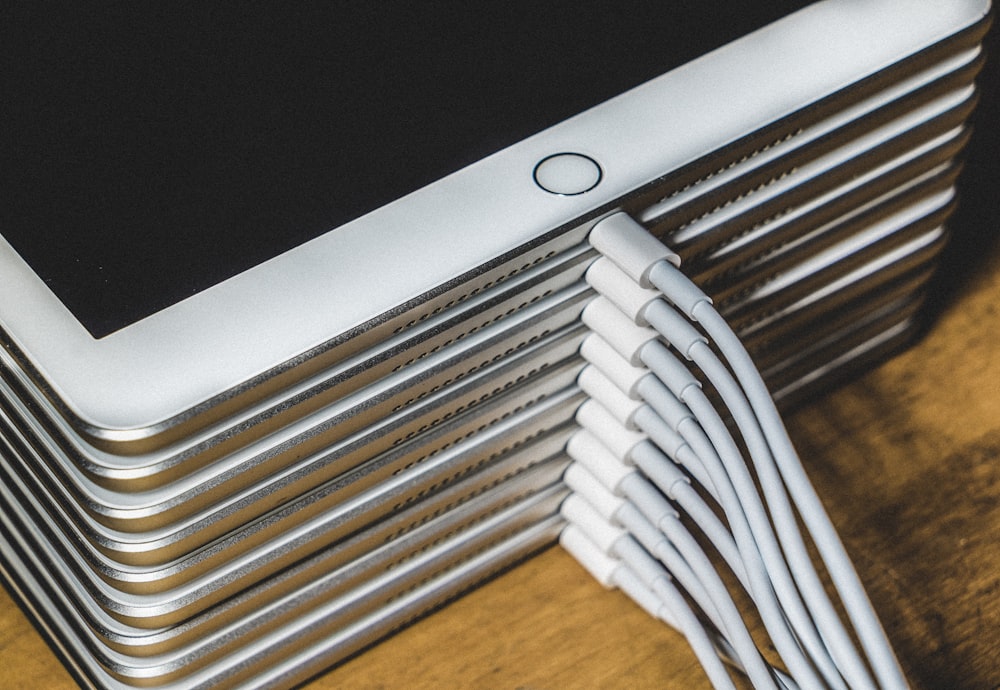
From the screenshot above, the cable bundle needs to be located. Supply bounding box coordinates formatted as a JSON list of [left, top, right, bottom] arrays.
[[560, 212, 907, 689]]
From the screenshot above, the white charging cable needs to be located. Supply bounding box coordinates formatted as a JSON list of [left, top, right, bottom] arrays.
[[575, 393, 835, 690], [585, 261, 870, 689], [592, 211, 905, 689], [561, 471, 806, 690], [582, 340, 855, 690], [560, 497, 741, 690], [567, 422, 784, 690], [558, 211, 908, 690]]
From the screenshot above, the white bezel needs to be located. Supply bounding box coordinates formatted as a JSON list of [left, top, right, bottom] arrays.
[[0, 0, 988, 441]]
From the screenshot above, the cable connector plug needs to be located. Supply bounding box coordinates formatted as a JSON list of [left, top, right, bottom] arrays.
[[648, 260, 713, 319], [580, 333, 652, 400], [564, 463, 627, 523], [588, 212, 680, 287], [587, 257, 708, 361], [566, 426, 637, 496], [576, 400, 648, 465], [638, 342, 701, 403], [559, 524, 675, 626], [561, 494, 628, 557], [578, 364, 644, 431], [559, 524, 620, 589], [582, 296, 659, 366], [586, 256, 661, 326]]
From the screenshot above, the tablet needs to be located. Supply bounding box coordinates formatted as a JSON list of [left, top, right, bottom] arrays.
[[0, 1, 988, 453], [0, 2, 991, 687]]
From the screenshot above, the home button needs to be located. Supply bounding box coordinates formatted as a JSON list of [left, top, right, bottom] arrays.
[[533, 153, 603, 196]]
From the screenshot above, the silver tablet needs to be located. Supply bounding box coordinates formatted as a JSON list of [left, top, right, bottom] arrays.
[[0, 1, 988, 452]]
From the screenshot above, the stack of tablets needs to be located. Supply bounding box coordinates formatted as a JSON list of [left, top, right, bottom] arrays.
[[0, 2, 989, 687]]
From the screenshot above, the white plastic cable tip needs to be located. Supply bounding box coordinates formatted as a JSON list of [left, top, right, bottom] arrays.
[[586, 256, 662, 326], [648, 261, 713, 319], [586, 257, 708, 360], [581, 296, 660, 367], [635, 377, 695, 431], [566, 427, 635, 496], [560, 525, 619, 589], [576, 400, 648, 465], [589, 212, 681, 287], [580, 333, 652, 400], [578, 365, 644, 430], [640, 344, 701, 401], [561, 494, 627, 556], [635, 409, 689, 462], [631, 443, 691, 500], [563, 463, 627, 524], [643, 300, 707, 360]]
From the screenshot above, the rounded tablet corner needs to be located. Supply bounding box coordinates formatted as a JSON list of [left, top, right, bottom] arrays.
[[47, 397, 190, 457]]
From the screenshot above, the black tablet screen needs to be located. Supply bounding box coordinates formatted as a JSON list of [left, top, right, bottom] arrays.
[[0, 3, 808, 337]]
